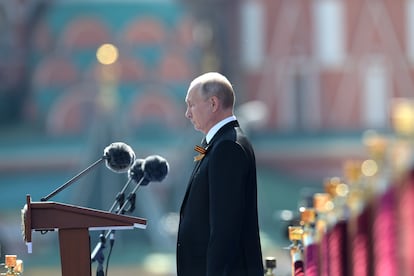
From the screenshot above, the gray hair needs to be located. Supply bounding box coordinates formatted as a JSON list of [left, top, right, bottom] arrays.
[[192, 72, 235, 109]]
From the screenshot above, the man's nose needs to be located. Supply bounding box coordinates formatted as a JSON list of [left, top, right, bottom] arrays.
[[185, 109, 191, 119]]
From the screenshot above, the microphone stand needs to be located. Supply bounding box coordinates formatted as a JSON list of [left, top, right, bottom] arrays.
[[41, 157, 106, 201], [95, 234, 106, 276], [91, 176, 145, 276]]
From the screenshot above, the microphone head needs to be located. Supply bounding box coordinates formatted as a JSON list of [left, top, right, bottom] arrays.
[[128, 158, 145, 183], [103, 142, 136, 173], [143, 155, 169, 183]]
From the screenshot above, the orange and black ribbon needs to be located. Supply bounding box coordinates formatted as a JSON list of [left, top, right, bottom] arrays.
[[194, 145, 207, 162]]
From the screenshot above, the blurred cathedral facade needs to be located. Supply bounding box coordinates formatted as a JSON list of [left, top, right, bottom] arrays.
[[2, 0, 413, 136]]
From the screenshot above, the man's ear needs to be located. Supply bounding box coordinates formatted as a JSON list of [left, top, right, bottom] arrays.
[[210, 96, 219, 112]]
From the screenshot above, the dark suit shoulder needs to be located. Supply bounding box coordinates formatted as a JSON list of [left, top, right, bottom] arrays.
[[209, 140, 249, 168], [210, 139, 244, 153]]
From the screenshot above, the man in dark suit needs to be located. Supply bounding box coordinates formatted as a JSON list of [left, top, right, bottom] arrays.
[[177, 72, 264, 276]]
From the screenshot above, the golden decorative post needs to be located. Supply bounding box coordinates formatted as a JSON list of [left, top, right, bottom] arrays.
[[1, 255, 23, 276], [313, 192, 332, 276], [390, 98, 414, 276], [300, 208, 318, 276], [288, 226, 304, 276]]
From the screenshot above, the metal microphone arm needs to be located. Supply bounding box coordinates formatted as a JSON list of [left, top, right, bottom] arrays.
[[41, 157, 105, 202], [116, 174, 148, 214], [108, 178, 133, 213], [91, 176, 146, 263]]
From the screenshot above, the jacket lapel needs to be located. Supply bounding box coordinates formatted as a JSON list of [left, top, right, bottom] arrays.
[[180, 120, 239, 214], [180, 143, 209, 214]]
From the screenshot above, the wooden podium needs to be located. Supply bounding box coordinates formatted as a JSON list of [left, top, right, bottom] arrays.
[[21, 195, 147, 276]]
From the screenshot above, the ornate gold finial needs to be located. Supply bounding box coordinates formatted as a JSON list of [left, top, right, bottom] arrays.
[[288, 226, 304, 242], [2, 255, 23, 275], [300, 208, 316, 226], [343, 160, 362, 183], [391, 97, 414, 136], [313, 193, 332, 213]]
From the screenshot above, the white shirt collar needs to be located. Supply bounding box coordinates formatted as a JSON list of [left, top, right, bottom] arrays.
[[206, 115, 237, 144]]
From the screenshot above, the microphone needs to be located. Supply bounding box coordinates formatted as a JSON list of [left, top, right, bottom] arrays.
[[91, 158, 145, 263], [41, 142, 136, 201], [115, 155, 169, 214], [128, 158, 145, 184], [106, 158, 145, 214], [91, 155, 168, 269], [119, 155, 169, 213], [141, 155, 169, 185], [104, 142, 136, 173]]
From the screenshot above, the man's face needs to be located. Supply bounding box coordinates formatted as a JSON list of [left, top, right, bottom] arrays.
[[185, 85, 212, 134]]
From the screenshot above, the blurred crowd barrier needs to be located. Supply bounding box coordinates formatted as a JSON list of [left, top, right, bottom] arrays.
[[281, 97, 414, 276]]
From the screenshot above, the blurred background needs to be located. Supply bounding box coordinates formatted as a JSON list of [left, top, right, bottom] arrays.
[[0, 0, 413, 275]]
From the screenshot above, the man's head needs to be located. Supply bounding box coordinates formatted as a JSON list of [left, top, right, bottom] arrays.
[[185, 72, 235, 134]]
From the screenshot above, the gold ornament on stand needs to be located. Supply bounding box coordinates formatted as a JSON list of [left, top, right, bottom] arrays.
[[389, 98, 414, 179], [1, 255, 23, 276], [287, 226, 304, 276]]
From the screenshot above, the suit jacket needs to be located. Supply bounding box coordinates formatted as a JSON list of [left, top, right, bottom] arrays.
[[177, 120, 264, 276]]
